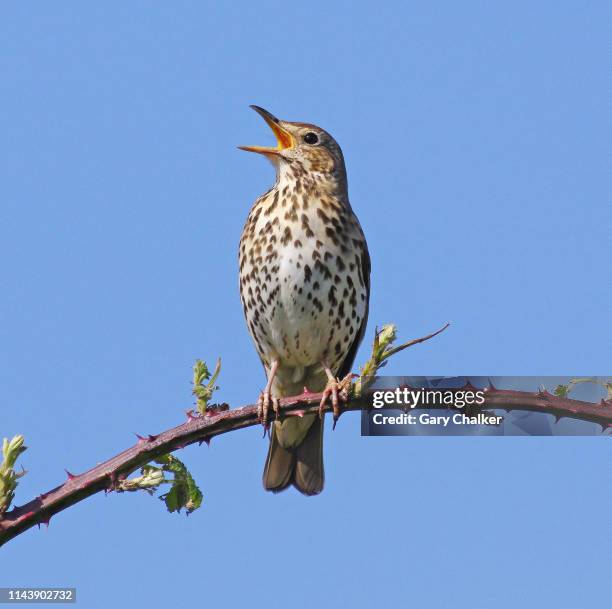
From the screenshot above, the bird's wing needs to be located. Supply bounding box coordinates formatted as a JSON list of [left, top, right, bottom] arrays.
[[338, 236, 370, 378]]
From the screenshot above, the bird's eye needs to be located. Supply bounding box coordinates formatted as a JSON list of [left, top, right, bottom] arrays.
[[303, 132, 319, 145]]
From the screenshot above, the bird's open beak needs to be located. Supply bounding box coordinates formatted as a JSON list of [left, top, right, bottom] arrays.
[[239, 105, 294, 155]]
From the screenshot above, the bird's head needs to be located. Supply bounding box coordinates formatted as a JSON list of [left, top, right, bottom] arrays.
[[239, 106, 346, 188]]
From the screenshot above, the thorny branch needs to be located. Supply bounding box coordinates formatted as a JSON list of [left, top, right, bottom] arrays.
[[1, 323, 610, 548]]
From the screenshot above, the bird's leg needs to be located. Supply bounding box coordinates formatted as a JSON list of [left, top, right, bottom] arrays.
[[319, 364, 352, 427], [258, 359, 281, 428]]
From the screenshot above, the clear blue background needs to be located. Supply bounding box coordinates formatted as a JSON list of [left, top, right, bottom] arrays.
[[1, 2, 610, 608]]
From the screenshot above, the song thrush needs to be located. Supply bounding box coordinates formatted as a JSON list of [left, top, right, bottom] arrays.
[[239, 106, 370, 495]]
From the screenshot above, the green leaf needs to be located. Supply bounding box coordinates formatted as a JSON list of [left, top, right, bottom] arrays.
[[156, 454, 203, 514], [116, 465, 168, 492], [117, 454, 203, 514], [0, 435, 27, 514], [354, 323, 449, 398], [192, 358, 222, 414]]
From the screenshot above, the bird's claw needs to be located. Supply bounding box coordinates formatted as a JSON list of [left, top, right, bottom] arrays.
[[257, 390, 281, 428], [318, 373, 352, 428]]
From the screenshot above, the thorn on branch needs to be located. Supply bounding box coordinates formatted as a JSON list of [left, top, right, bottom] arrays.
[[37, 515, 51, 529]]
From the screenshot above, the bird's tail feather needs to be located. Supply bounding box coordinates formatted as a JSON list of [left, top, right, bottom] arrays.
[[294, 416, 324, 495], [262, 427, 295, 493], [263, 416, 324, 496]]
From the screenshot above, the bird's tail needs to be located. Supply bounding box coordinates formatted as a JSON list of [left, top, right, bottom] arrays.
[[262, 414, 324, 496]]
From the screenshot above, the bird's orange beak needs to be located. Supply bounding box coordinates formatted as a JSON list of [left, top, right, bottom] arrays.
[[239, 105, 294, 155]]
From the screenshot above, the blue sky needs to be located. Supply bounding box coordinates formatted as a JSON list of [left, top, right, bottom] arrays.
[[1, 2, 610, 608]]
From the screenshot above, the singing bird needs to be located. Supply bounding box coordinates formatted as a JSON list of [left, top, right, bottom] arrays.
[[239, 106, 370, 495]]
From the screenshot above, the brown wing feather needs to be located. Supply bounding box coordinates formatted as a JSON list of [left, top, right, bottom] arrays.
[[337, 237, 370, 378]]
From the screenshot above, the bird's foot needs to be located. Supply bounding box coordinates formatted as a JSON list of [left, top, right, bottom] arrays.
[[257, 390, 281, 428], [318, 373, 353, 428]]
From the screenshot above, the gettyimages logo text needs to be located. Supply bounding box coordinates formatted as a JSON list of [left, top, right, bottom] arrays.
[[371, 387, 485, 409]]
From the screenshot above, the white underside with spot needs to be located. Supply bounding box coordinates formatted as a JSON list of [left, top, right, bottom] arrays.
[[240, 170, 368, 390]]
